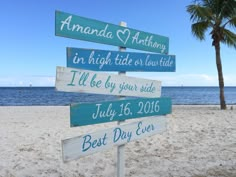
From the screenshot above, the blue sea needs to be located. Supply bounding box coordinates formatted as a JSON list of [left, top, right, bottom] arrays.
[[0, 87, 235, 106]]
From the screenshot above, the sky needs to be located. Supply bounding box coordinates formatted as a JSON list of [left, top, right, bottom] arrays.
[[0, 0, 235, 87]]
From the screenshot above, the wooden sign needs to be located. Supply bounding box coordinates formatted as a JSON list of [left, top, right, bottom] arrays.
[[70, 97, 171, 127], [67, 48, 176, 72], [55, 66, 161, 98], [62, 116, 166, 162], [55, 11, 169, 54]]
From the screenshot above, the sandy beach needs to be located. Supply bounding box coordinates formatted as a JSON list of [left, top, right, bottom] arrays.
[[0, 105, 235, 177]]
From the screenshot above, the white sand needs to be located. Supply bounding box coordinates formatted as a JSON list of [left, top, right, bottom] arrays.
[[0, 105, 235, 177]]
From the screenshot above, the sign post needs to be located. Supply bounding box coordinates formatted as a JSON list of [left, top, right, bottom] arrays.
[[117, 21, 126, 177], [55, 10, 175, 177]]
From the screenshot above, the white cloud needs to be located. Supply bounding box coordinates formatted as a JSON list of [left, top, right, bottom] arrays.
[[0, 73, 235, 87], [0, 76, 55, 87], [199, 74, 215, 81], [224, 75, 236, 86], [129, 73, 235, 86]]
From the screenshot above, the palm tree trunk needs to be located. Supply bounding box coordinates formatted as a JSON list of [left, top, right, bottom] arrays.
[[214, 42, 226, 109]]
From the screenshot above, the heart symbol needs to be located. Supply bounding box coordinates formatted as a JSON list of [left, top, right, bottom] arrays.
[[116, 29, 130, 45]]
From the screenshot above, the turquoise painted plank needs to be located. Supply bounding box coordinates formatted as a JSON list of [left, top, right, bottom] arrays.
[[62, 116, 166, 161], [70, 97, 171, 127], [67, 48, 176, 72], [55, 11, 169, 54]]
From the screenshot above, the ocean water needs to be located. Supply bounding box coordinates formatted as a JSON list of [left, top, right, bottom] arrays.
[[0, 87, 235, 106]]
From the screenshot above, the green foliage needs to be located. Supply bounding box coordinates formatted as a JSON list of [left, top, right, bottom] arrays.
[[222, 28, 236, 48], [186, 0, 236, 109], [191, 21, 211, 40], [187, 0, 236, 48]]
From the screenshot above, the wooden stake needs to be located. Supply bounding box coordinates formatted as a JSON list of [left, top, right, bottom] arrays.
[[117, 21, 127, 177]]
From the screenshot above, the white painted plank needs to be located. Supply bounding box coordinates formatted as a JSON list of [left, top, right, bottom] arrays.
[[56, 66, 161, 98], [62, 116, 166, 162]]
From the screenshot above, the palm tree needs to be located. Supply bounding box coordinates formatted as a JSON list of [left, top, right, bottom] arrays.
[[187, 0, 236, 109]]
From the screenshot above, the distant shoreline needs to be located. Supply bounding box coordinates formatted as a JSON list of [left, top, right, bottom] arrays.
[[0, 86, 236, 88], [0, 87, 235, 106]]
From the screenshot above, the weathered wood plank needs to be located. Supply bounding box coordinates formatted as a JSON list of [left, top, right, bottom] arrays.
[[62, 116, 166, 162], [67, 48, 176, 72], [70, 97, 171, 127], [55, 66, 161, 98], [55, 11, 169, 54]]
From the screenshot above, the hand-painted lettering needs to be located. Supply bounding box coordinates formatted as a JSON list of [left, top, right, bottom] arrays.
[[113, 128, 132, 143], [92, 103, 117, 120], [136, 121, 155, 136], [82, 133, 107, 152], [90, 74, 102, 88], [140, 82, 155, 93], [104, 76, 116, 93]]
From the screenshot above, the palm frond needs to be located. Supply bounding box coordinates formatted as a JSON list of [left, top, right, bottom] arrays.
[[228, 16, 236, 28], [221, 28, 236, 48], [191, 21, 211, 40], [187, 4, 213, 22], [187, 0, 236, 47], [220, 0, 236, 19], [202, 0, 214, 7]]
